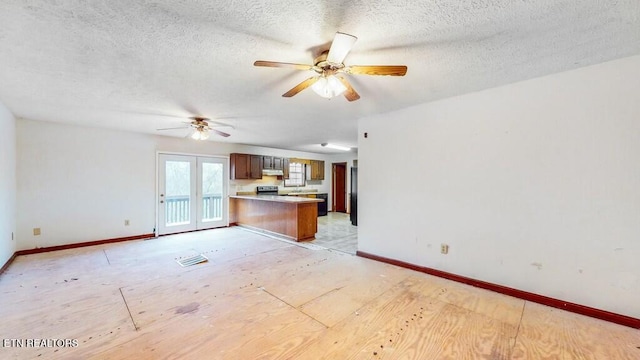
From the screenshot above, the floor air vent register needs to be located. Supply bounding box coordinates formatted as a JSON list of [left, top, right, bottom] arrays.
[[176, 254, 209, 267]]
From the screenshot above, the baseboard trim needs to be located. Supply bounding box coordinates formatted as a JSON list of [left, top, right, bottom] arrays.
[[15, 233, 155, 256], [356, 250, 640, 329], [0, 252, 17, 275]]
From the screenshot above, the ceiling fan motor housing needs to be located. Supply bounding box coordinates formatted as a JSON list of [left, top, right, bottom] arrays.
[[314, 51, 344, 74]]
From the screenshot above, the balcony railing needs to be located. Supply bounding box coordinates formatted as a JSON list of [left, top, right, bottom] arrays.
[[202, 194, 223, 221], [165, 194, 223, 224]]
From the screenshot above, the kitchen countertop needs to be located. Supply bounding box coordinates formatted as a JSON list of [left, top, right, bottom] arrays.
[[281, 192, 325, 196], [230, 195, 324, 203]]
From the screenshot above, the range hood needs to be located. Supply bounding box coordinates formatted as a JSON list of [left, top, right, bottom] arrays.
[[262, 169, 284, 176]]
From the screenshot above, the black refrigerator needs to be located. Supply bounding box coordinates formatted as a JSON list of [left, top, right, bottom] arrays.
[[350, 167, 357, 226]]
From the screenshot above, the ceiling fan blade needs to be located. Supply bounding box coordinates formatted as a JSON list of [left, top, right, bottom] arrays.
[[326, 32, 357, 64], [282, 77, 319, 97], [345, 65, 407, 76], [204, 120, 235, 129], [337, 77, 360, 102], [254, 60, 313, 71], [156, 126, 189, 131], [212, 129, 231, 137]]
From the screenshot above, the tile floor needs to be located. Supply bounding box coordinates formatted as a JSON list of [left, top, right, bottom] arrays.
[[311, 211, 358, 254]]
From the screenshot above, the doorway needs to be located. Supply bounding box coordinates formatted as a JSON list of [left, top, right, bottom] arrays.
[[332, 162, 347, 213], [158, 154, 229, 235]]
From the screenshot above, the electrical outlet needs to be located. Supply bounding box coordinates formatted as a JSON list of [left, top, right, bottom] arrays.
[[440, 244, 449, 254], [33, 228, 41, 236], [124, 220, 130, 226]]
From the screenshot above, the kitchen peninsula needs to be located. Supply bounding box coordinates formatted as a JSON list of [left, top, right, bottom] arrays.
[[229, 195, 324, 241]]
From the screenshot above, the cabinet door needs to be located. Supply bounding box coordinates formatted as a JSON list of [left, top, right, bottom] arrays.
[[230, 153, 249, 179], [309, 160, 318, 180], [273, 157, 283, 170], [249, 155, 263, 179], [282, 158, 290, 179], [317, 160, 325, 180], [262, 156, 273, 169], [309, 160, 325, 180]]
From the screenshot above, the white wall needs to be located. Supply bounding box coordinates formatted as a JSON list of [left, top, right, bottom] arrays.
[[17, 121, 157, 249], [358, 54, 640, 318], [0, 101, 17, 266], [16, 120, 334, 250]]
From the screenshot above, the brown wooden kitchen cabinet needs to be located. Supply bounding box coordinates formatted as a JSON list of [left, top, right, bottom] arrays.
[[282, 158, 290, 179], [230, 153, 248, 179], [249, 155, 263, 179], [262, 156, 283, 171], [262, 155, 273, 169], [273, 157, 283, 170], [230, 195, 323, 241], [230, 153, 263, 179], [309, 160, 325, 180]]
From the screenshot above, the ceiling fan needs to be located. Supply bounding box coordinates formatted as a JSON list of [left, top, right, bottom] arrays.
[[254, 32, 407, 101], [156, 116, 233, 140]]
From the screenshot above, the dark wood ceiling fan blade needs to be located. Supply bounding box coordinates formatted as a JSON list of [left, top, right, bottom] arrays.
[[337, 77, 360, 102], [212, 129, 231, 137], [345, 65, 408, 76], [282, 77, 319, 97], [254, 60, 313, 71]]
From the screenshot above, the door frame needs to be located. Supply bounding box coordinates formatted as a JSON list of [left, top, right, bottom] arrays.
[[156, 151, 230, 236], [331, 162, 347, 213]]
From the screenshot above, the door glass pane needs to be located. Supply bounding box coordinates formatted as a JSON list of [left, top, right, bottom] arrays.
[[165, 160, 191, 226], [202, 162, 223, 221]]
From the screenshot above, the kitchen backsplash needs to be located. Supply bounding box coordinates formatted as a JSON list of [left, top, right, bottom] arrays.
[[230, 175, 325, 195]]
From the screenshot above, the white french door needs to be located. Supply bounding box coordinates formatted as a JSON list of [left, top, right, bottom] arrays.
[[158, 154, 228, 235]]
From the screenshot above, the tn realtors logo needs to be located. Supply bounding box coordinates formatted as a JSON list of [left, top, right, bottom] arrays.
[[2, 339, 79, 348]]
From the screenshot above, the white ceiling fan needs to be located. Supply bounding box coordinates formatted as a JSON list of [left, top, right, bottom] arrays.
[[156, 116, 233, 140], [254, 32, 408, 101]]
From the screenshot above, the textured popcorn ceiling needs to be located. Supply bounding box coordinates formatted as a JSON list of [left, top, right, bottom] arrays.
[[1, 0, 639, 152]]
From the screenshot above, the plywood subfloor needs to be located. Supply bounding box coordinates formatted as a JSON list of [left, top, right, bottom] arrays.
[[1, 227, 638, 359]]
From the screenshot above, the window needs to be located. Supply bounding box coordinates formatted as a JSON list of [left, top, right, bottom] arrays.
[[284, 162, 305, 187]]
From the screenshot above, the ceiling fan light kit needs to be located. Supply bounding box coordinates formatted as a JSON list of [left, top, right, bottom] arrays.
[[190, 127, 210, 140], [311, 75, 347, 99], [157, 116, 231, 140], [254, 32, 407, 101]]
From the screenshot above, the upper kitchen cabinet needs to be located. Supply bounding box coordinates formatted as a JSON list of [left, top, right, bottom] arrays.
[[273, 157, 284, 170], [262, 156, 284, 171], [249, 155, 263, 179], [309, 160, 325, 180], [230, 153, 248, 179], [263, 155, 273, 170], [230, 153, 263, 179], [282, 158, 290, 179]]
